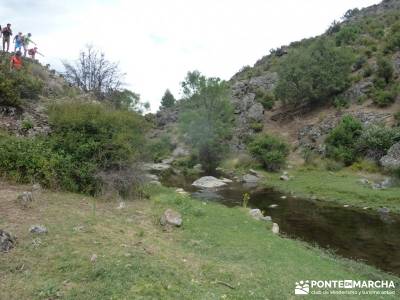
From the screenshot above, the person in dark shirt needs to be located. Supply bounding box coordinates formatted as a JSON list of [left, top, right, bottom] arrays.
[[2, 23, 12, 52]]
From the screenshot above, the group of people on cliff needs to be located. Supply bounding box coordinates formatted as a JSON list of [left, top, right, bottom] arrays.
[[1, 23, 43, 70]]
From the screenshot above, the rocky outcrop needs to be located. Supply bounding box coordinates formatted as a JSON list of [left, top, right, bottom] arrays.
[[155, 106, 180, 128], [16, 192, 34, 208], [0, 230, 16, 252], [160, 209, 182, 227], [29, 225, 48, 234], [249, 209, 272, 222], [192, 176, 227, 189], [230, 72, 278, 150], [0, 103, 50, 137], [380, 143, 400, 170], [298, 112, 392, 151]]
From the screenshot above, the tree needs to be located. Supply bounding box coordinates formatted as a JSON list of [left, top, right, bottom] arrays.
[[179, 71, 233, 172], [160, 89, 176, 108], [62, 45, 124, 99], [275, 39, 353, 106], [107, 89, 150, 113]]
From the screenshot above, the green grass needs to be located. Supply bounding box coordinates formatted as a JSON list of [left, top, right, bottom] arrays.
[[261, 167, 400, 213], [0, 184, 399, 299]]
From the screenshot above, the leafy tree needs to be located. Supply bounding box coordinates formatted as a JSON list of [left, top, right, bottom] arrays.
[[107, 89, 150, 113], [342, 8, 360, 20], [160, 89, 176, 108], [275, 39, 353, 106], [179, 71, 233, 172]]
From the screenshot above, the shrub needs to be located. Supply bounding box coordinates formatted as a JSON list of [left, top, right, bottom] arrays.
[[0, 102, 148, 195], [363, 65, 374, 78], [376, 56, 394, 84], [350, 159, 380, 173], [255, 88, 275, 110], [372, 85, 398, 107], [0, 68, 43, 106], [335, 25, 360, 46], [385, 21, 400, 52], [325, 159, 345, 172], [357, 125, 400, 160], [0, 134, 67, 187], [248, 134, 290, 171], [353, 56, 366, 71], [333, 96, 350, 109], [0, 74, 19, 106], [48, 101, 147, 170], [325, 115, 363, 165]]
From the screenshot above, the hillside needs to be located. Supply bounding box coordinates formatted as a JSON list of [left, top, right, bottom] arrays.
[[227, 0, 400, 156]]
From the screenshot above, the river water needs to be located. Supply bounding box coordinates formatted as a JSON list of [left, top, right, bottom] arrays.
[[161, 173, 400, 276]]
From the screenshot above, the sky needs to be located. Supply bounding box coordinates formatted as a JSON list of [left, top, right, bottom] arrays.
[[0, 0, 381, 112]]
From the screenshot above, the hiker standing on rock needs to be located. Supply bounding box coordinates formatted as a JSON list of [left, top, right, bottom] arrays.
[[10, 51, 23, 70], [22, 33, 36, 56], [2, 23, 12, 52], [13, 32, 23, 53]]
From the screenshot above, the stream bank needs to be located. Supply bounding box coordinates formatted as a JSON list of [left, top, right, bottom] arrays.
[[158, 170, 400, 276]]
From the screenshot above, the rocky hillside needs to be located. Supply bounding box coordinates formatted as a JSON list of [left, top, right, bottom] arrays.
[[228, 0, 400, 157], [0, 56, 75, 137]]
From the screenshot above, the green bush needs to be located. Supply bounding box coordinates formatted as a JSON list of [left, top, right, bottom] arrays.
[[0, 67, 43, 106], [335, 25, 360, 46], [0, 134, 68, 187], [385, 21, 400, 52], [248, 134, 289, 171], [0, 74, 19, 106], [372, 85, 399, 107], [0, 102, 147, 195], [350, 159, 380, 173], [357, 124, 400, 160], [363, 65, 374, 78], [376, 56, 394, 84], [333, 96, 350, 109], [325, 115, 363, 165], [255, 88, 275, 110]]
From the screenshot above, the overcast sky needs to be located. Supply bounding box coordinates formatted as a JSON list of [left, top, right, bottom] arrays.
[[1, 0, 380, 111]]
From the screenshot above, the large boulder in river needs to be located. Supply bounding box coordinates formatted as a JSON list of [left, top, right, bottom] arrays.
[[160, 209, 182, 227], [0, 230, 16, 252], [380, 143, 400, 170], [192, 176, 227, 189]]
